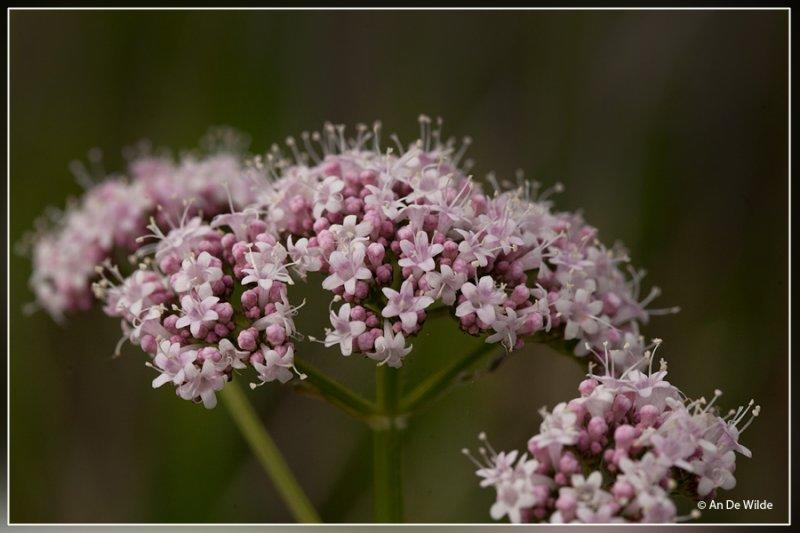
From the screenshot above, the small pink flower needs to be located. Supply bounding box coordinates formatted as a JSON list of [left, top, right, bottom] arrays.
[[242, 241, 294, 292], [368, 321, 413, 368], [554, 289, 603, 340], [322, 243, 372, 295], [175, 293, 220, 337], [324, 303, 367, 356], [171, 251, 223, 293], [381, 280, 434, 331], [151, 340, 198, 388], [177, 358, 227, 409], [313, 175, 345, 218], [456, 276, 506, 325], [252, 344, 297, 384], [398, 230, 443, 273]]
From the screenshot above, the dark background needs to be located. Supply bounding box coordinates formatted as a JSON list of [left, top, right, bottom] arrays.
[[8, 10, 788, 523]]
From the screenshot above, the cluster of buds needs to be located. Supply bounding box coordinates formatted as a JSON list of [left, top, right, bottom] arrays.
[[465, 342, 758, 523], [26, 129, 255, 320], [33, 118, 675, 408]]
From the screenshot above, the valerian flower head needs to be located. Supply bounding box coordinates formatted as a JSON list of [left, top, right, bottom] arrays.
[[30, 118, 677, 407]]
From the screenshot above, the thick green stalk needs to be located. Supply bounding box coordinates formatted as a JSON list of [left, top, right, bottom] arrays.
[[372, 365, 403, 522], [221, 381, 321, 523], [401, 341, 498, 413]]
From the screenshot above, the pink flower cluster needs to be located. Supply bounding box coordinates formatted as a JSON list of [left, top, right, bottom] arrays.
[[35, 118, 672, 407], [27, 133, 255, 320], [465, 344, 758, 523]]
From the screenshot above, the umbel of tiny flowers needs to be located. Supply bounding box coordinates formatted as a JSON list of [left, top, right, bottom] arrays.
[[78, 117, 676, 409], [464, 341, 759, 524]]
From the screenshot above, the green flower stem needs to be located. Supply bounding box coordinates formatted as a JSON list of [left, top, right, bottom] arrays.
[[221, 380, 320, 523], [401, 341, 499, 413], [293, 358, 376, 419], [373, 365, 404, 522]]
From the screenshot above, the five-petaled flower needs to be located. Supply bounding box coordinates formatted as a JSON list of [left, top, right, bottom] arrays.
[[324, 303, 367, 356], [382, 280, 434, 332]]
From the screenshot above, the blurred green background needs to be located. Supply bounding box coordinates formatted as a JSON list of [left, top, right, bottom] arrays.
[[9, 10, 788, 523]]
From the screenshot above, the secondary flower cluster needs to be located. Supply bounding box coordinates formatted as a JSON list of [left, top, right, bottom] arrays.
[[465, 343, 758, 524], [27, 131, 255, 320]]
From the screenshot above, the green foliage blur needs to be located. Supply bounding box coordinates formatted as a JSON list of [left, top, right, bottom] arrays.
[[9, 10, 788, 523]]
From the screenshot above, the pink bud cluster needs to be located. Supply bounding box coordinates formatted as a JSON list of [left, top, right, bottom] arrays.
[[465, 346, 758, 523], [27, 132, 255, 320]]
